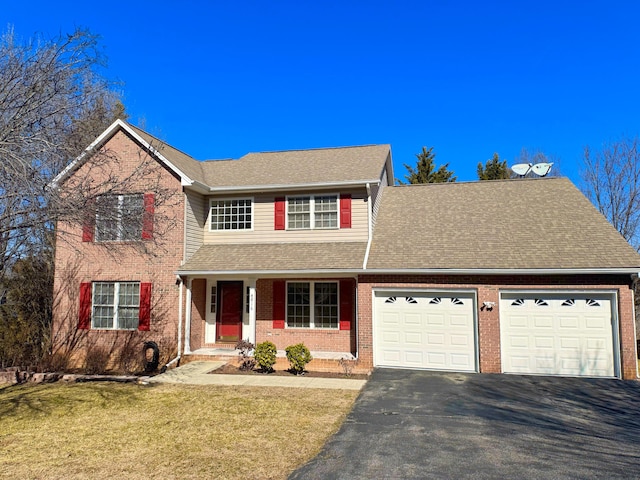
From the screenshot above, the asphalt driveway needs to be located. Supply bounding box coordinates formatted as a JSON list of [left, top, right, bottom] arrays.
[[290, 369, 640, 479]]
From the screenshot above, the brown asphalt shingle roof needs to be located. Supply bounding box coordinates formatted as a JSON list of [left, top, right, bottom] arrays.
[[179, 242, 368, 272], [128, 123, 390, 188], [366, 178, 640, 270], [200, 145, 391, 188]]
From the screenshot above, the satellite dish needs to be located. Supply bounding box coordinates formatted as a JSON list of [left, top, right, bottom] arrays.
[[509, 162, 554, 177], [531, 162, 553, 177], [511, 163, 532, 176]]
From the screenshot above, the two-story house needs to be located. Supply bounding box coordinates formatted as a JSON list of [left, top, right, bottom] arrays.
[[51, 120, 640, 378]]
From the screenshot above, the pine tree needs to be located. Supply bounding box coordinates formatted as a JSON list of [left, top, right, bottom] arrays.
[[402, 147, 456, 184], [477, 153, 511, 180]]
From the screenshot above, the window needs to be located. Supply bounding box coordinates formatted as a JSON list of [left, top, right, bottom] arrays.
[[287, 281, 338, 329], [210, 285, 217, 314], [92, 282, 140, 329], [95, 194, 144, 241], [287, 195, 338, 230], [210, 198, 252, 231]]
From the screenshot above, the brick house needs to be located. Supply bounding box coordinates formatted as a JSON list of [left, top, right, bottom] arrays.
[[51, 120, 640, 378]]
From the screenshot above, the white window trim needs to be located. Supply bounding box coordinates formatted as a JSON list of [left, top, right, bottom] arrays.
[[95, 194, 143, 242], [91, 281, 140, 330], [286, 280, 339, 329], [208, 197, 254, 232], [285, 194, 339, 230]]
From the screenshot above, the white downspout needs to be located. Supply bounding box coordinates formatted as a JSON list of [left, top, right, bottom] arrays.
[[163, 276, 184, 370], [184, 278, 193, 354], [362, 182, 373, 269]]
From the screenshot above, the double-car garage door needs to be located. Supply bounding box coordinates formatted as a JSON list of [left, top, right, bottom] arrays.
[[373, 290, 618, 378]]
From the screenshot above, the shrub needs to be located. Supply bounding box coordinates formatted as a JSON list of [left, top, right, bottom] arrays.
[[285, 343, 312, 375], [254, 341, 277, 373], [235, 339, 256, 371]]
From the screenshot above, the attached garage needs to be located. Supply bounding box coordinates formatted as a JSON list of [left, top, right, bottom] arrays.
[[373, 290, 477, 372], [500, 292, 618, 378]]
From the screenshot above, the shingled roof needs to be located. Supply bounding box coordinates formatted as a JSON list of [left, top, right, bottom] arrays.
[[179, 242, 368, 273], [199, 145, 391, 188], [366, 177, 640, 271]]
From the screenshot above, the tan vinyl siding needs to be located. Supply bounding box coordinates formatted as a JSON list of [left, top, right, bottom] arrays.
[[371, 165, 389, 226], [203, 190, 369, 244], [184, 190, 206, 260]]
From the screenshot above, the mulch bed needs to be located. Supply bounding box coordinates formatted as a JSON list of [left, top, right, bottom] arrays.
[[209, 362, 369, 379]]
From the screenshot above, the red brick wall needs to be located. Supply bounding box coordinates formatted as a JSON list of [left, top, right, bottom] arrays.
[[357, 274, 637, 379], [51, 129, 185, 370]]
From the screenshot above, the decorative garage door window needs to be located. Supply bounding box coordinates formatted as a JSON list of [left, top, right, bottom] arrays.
[[383, 296, 469, 306], [511, 298, 602, 308]]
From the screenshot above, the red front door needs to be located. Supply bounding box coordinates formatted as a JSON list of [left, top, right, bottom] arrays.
[[217, 281, 243, 342]]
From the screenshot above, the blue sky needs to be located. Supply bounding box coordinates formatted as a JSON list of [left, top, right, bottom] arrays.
[[3, 1, 639, 183]]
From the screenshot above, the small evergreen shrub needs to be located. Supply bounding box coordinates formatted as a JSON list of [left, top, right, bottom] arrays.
[[285, 343, 312, 375], [254, 341, 277, 373], [235, 339, 256, 371]]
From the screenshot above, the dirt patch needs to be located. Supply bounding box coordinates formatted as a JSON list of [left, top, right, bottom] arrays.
[[210, 362, 369, 380]]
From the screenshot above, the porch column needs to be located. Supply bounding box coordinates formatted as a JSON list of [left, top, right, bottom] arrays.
[[184, 278, 192, 354], [248, 278, 257, 345]]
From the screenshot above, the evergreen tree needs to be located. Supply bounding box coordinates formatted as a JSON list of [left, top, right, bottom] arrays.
[[477, 153, 511, 180], [402, 146, 456, 184]]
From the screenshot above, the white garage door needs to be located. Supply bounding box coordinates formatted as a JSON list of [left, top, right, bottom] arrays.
[[500, 293, 617, 378], [374, 291, 477, 372]]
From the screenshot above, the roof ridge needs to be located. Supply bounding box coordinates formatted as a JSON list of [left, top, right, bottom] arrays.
[[243, 144, 390, 156]]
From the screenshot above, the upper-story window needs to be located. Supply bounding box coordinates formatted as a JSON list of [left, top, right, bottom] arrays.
[[209, 198, 253, 231], [95, 194, 144, 242], [287, 195, 338, 230]]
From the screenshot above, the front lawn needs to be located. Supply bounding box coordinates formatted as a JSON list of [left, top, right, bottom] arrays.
[[0, 382, 358, 479]]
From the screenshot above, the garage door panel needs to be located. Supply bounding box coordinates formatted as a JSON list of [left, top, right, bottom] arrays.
[[374, 292, 477, 372], [501, 293, 616, 378]]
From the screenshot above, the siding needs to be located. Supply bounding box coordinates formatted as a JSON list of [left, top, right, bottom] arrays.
[[184, 190, 207, 261], [203, 189, 369, 244], [371, 164, 390, 227]]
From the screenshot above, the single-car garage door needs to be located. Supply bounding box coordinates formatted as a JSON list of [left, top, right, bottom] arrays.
[[374, 291, 477, 372], [500, 292, 617, 378]]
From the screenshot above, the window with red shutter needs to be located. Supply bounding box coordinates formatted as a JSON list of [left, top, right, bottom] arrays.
[[339, 278, 354, 330], [273, 280, 286, 328], [274, 198, 286, 230], [340, 194, 352, 229], [82, 199, 96, 242], [78, 282, 92, 329], [138, 283, 152, 330]]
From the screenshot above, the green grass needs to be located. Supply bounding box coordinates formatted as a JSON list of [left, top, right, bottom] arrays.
[[0, 382, 359, 479]]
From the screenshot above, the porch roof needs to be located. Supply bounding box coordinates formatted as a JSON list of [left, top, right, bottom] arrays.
[[177, 242, 367, 274]]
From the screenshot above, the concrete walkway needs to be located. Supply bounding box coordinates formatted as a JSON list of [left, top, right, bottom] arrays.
[[146, 361, 367, 390]]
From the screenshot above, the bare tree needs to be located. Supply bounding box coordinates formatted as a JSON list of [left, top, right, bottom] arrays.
[[581, 137, 640, 250], [0, 26, 124, 279]]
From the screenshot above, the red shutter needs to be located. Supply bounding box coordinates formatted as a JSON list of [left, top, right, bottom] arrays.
[[142, 193, 155, 240], [138, 282, 152, 331], [78, 282, 92, 329], [272, 280, 286, 329], [82, 199, 96, 242], [339, 279, 354, 330], [274, 197, 286, 230], [340, 194, 352, 229]]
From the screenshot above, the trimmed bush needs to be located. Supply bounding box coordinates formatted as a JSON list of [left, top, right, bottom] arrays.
[[254, 341, 277, 373], [285, 343, 312, 375]]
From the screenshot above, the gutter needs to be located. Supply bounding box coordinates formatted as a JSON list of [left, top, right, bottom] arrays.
[[175, 267, 640, 277], [163, 276, 184, 371], [362, 182, 373, 269], [205, 179, 381, 195]]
